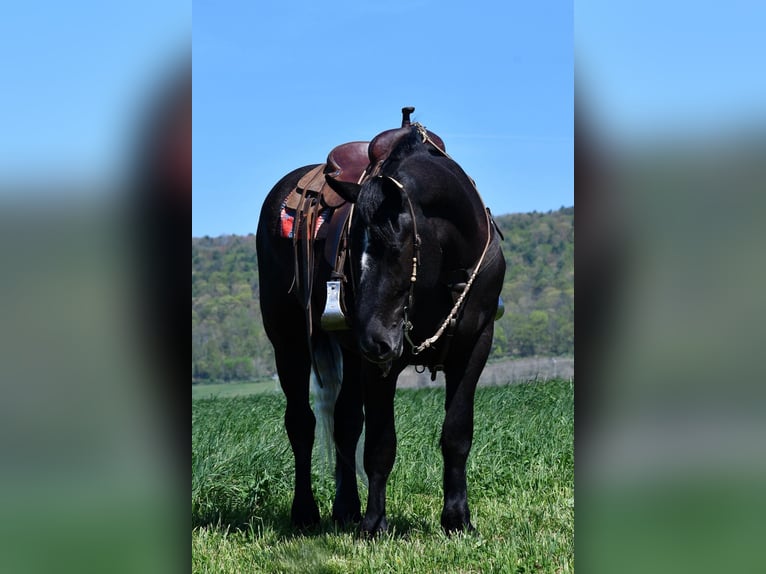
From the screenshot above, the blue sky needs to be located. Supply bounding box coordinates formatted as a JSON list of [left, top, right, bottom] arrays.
[[193, 1, 574, 236], [576, 1, 766, 140]]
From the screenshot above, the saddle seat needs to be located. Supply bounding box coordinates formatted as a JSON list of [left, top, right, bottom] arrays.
[[325, 140, 370, 186]]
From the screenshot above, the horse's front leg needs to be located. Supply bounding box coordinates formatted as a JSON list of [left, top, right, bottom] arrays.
[[359, 364, 397, 536], [441, 324, 494, 533]]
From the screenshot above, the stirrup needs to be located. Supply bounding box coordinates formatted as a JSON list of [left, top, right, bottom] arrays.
[[320, 280, 349, 330]]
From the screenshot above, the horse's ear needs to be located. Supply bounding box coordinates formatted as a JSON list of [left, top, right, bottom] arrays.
[[381, 175, 404, 204], [324, 176, 361, 203]]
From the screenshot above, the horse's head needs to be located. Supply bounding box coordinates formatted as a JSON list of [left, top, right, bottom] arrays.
[[349, 173, 418, 366]]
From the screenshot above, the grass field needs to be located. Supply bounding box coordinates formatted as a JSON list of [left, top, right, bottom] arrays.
[[192, 379, 573, 573], [192, 380, 279, 399]]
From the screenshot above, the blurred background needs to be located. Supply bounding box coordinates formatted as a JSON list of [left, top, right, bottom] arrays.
[[576, 1, 766, 572], [0, 1, 189, 573]]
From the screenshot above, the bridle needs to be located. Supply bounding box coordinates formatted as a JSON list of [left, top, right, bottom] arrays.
[[381, 175, 494, 357]]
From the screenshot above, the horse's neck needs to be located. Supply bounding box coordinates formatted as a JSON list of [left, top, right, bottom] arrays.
[[406, 154, 488, 270], [419, 194, 486, 276], [417, 160, 485, 235]]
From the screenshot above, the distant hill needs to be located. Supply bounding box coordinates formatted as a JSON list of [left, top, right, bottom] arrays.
[[192, 207, 573, 383]]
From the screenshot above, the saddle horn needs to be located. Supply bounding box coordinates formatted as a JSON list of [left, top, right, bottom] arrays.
[[401, 106, 415, 126], [399, 106, 446, 152], [368, 107, 416, 167]]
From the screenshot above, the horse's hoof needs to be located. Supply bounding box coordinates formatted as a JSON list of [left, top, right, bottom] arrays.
[[291, 502, 320, 529], [358, 515, 388, 538], [441, 508, 474, 534], [332, 507, 362, 527], [443, 521, 475, 535], [291, 515, 320, 530]]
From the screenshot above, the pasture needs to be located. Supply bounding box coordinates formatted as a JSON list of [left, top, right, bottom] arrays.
[[192, 379, 573, 573], [192, 380, 278, 399]]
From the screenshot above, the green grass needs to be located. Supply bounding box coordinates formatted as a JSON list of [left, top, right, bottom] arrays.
[[192, 380, 573, 573]]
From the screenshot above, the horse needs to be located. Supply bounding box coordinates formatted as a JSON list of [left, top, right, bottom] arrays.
[[255, 108, 506, 536]]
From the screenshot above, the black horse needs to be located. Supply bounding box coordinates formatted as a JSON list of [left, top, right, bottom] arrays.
[[256, 109, 505, 536]]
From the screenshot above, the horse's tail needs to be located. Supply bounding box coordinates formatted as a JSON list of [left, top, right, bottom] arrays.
[[311, 333, 343, 469], [310, 333, 367, 485]]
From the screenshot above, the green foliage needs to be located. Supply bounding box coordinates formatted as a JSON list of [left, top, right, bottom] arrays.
[[192, 380, 574, 573], [492, 207, 574, 359], [192, 207, 574, 382], [192, 234, 275, 382]]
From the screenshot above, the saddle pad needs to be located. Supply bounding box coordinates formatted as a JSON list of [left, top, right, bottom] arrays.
[[280, 204, 330, 239]]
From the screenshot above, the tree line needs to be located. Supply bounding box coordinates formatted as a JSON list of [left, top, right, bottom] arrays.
[[192, 207, 573, 383]]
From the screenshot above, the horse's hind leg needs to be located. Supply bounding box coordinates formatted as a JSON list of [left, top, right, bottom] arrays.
[[332, 349, 363, 525], [273, 344, 320, 528], [441, 324, 494, 533]]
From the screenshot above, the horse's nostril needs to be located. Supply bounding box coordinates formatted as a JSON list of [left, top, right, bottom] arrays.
[[360, 335, 399, 363], [375, 340, 393, 357], [363, 338, 387, 356]]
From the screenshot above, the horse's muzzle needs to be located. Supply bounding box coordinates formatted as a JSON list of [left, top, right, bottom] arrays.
[[359, 332, 403, 367]]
